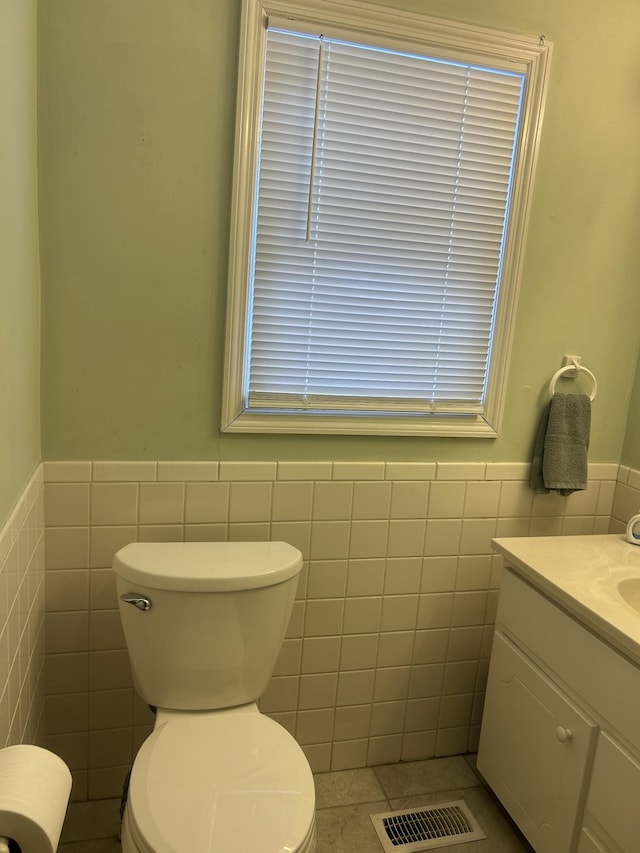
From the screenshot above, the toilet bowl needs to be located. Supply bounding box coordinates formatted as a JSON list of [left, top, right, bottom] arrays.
[[113, 541, 315, 853], [120, 707, 315, 853]]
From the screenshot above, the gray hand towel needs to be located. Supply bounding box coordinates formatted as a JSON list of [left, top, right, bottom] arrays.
[[530, 393, 591, 496], [530, 400, 551, 495]]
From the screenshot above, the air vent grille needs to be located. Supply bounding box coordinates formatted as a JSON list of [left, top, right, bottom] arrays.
[[370, 800, 486, 852]]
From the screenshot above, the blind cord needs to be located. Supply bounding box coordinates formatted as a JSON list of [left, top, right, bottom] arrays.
[[306, 35, 325, 242]]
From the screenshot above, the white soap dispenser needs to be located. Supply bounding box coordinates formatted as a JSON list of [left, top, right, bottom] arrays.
[[626, 512, 640, 544]]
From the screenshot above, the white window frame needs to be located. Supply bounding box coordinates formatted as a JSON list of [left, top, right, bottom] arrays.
[[221, 0, 552, 437]]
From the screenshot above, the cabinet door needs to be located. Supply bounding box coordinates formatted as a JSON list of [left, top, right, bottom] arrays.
[[582, 732, 640, 852], [576, 828, 609, 853], [477, 631, 598, 853]]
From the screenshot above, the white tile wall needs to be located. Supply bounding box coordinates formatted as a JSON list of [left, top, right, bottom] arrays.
[[42, 459, 631, 801], [0, 465, 45, 748]]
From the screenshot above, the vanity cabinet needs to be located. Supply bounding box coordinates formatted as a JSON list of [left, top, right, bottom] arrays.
[[478, 568, 640, 853], [478, 631, 597, 852]]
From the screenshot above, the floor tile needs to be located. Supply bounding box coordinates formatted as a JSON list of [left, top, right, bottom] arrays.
[[315, 800, 388, 853], [61, 798, 121, 843], [58, 840, 122, 853], [54, 756, 530, 853], [314, 767, 386, 809], [373, 756, 479, 799]]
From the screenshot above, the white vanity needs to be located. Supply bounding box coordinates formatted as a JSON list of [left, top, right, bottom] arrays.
[[477, 534, 640, 853]]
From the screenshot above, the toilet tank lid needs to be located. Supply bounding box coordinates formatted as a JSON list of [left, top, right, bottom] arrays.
[[113, 542, 303, 592]]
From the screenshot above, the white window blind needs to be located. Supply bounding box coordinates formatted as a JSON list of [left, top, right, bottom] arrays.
[[247, 26, 525, 416]]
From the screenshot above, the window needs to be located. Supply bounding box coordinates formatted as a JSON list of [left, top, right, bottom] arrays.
[[222, 0, 552, 436]]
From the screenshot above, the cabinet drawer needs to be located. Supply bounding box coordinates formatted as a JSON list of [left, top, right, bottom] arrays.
[[583, 732, 640, 853], [498, 570, 640, 754], [478, 631, 597, 853]]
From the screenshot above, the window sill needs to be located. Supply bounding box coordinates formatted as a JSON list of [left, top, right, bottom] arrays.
[[221, 407, 500, 438]]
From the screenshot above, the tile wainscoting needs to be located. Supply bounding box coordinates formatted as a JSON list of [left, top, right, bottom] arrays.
[[610, 465, 640, 531], [0, 465, 46, 747], [42, 459, 630, 801]]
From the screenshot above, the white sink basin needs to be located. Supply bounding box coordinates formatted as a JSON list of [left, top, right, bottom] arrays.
[[618, 577, 640, 614]]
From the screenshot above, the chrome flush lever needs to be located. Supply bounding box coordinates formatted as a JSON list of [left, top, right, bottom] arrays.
[[120, 593, 152, 611]]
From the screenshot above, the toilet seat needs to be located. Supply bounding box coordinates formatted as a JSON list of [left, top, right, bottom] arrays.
[[126, 711, 315, 853]]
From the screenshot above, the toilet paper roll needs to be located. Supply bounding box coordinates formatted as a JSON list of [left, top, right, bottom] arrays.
[[0, 745, 72, 853]]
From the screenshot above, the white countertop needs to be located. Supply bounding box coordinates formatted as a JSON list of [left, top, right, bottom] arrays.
[[492, 534, 640, 665]]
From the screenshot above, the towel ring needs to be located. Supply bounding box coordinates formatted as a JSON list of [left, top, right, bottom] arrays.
[[549, 364, 597, 401]]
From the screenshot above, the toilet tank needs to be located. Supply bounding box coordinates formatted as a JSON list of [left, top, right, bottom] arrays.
[[113, 541, 302, 711]]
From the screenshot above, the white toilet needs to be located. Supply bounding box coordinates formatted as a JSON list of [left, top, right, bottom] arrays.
[[113, 541, 316, 853]]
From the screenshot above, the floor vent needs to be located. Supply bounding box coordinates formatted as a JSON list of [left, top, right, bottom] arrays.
[[370, 800, 487, 852]]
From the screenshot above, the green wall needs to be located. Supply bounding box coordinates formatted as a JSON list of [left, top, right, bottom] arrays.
[[0, 0, 41, 525], [39, 0, 640, 463], [622, 355, 640, 469]]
